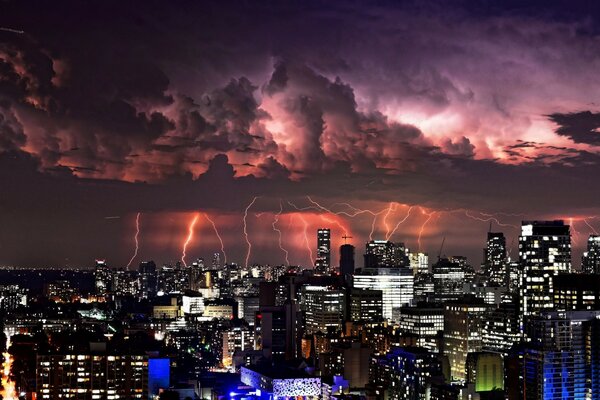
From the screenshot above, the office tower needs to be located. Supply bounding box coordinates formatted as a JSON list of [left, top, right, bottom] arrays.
[[339, 243, 355, 276], [507, 260, 523, 294], [315, 228, 331, 274], [349, 288, 383, 323], [413, 272, 435, 303], [301, 285, 346, 334], [364, 240, 410, 268], [520, 310, 600, 400], [432, 257, 465, 302], [112, 269, 139, 296], [94, 259, 112, 295], [582, 235, 600, 274], [482, 299, 520, 355], [520, 220, 571, 318], [353, 267, 413, 320], [138, 260, 157, 299], [371, 346, 444, 400], [553, 273, 600, 311], [397, 306, 444, 352], [255, 300, 300, 361], [212, 252, 222, 270], [37, 350, 155, 399], [482, 232, 507, 286], [409, 252, 429, 275], [443, 298, 489, 381], [189, 258, 206, 292], [319, 342, 373, 388]]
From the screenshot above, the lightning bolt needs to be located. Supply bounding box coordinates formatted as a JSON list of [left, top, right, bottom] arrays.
[[386, 206, 413, 241], [204, 213, 227, 264], [417, 208, 436, 252], [382, 202, 398, 240], [461, 210, 519, 229], [583, 218, 599, 235], [182, 213, 200, 267], [298, 214, 315, 266], [306, 196, 380, 217], [272, 200, 290, 265], [319, 214, 348, 236], [243, 197, 259, 268], [126, 212, 141, 269]]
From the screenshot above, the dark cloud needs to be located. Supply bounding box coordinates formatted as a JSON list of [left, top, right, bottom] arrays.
[[549, 111, 600, 145]]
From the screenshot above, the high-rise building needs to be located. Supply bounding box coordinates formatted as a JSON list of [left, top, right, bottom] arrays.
[[397, 306, 444, 352], [432, 257, 465, 303], [94, 259, 112, 295], [553, 273, 600, 311], [255, 301, 300, 361], [409, 252, 429, 275], [482, 299, 520, 355], [443, 298, 489, 381], [301, 285, 346, 334], [339, 243, 355, 277], [520, 310, 600, 400], [482, 232, 507, 286], [349, 288, 383, 323], [315, 228, 331, 274], [519, 220, 571, 319], [138, 260, 157, 299], [582, 235, 600, 274], [364, 240, 410, 268], [353, 267, 413, 320]]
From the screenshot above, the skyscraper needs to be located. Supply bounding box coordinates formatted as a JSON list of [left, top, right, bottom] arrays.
[[432, 257, 465, 303], [315, 228, 331, 274], [582, 235, 600, 274], [363, 240, 409, 268], [483, 232, 507, 286], [519, 220, 571, 319], [339, 243, 355, 277], [353, 267, 413, 320]]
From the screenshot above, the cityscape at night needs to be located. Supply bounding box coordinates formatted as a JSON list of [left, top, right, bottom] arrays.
[[2, 1, 600, 399]]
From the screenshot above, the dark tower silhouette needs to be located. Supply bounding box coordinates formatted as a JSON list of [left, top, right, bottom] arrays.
[[340, 244, 355, 276]]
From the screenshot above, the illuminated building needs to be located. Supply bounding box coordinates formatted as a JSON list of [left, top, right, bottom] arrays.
[[483, 232, 507, 286], [315, 228, 332, 274], [203, 299, 236, 320], [443, 298, 489, 381], [0, 284, 27, 312], [465, 352, 504, 392], [520, 310, 600, 400], [519, 220, 571, 319], [301, 285, 346, 334], [432, 257, 465, 303], [553, 273, 600, 311], [370, 346, 444, 400], [112, 269, 139, 296], [36, 348, 156, 399], [138, 260, 157, 299], [582, 235, 600, 274], [153, 297, 182, 319], [353, 267, 413, 320], [364, 240, 410, 268], [182, 292, 205, 315], [240, 364, 322, 399], [222, 321, 253, 367], [413, 272, 435, 303], [339, 244, 355, 277], [44, 280, 78, 302], [94, 259, 112, 295], [397, 306, 444, 352], [409, 252, 429, 275], [482, 299, 520, 355], [349, 288, 383, 323]]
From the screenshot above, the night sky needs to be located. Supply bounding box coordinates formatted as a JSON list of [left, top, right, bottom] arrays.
[[2, 0, 600, 268]]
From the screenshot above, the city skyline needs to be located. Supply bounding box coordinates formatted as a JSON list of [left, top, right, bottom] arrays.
[[3, 1, 600, 267]]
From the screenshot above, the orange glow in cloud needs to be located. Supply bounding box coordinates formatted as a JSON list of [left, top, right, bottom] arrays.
[[298, 214, 315, 266], [386, 205, 413, 241], [417, 208, 436, 252], [272, 200, 290, 265], [182, 213, 200, 266]]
